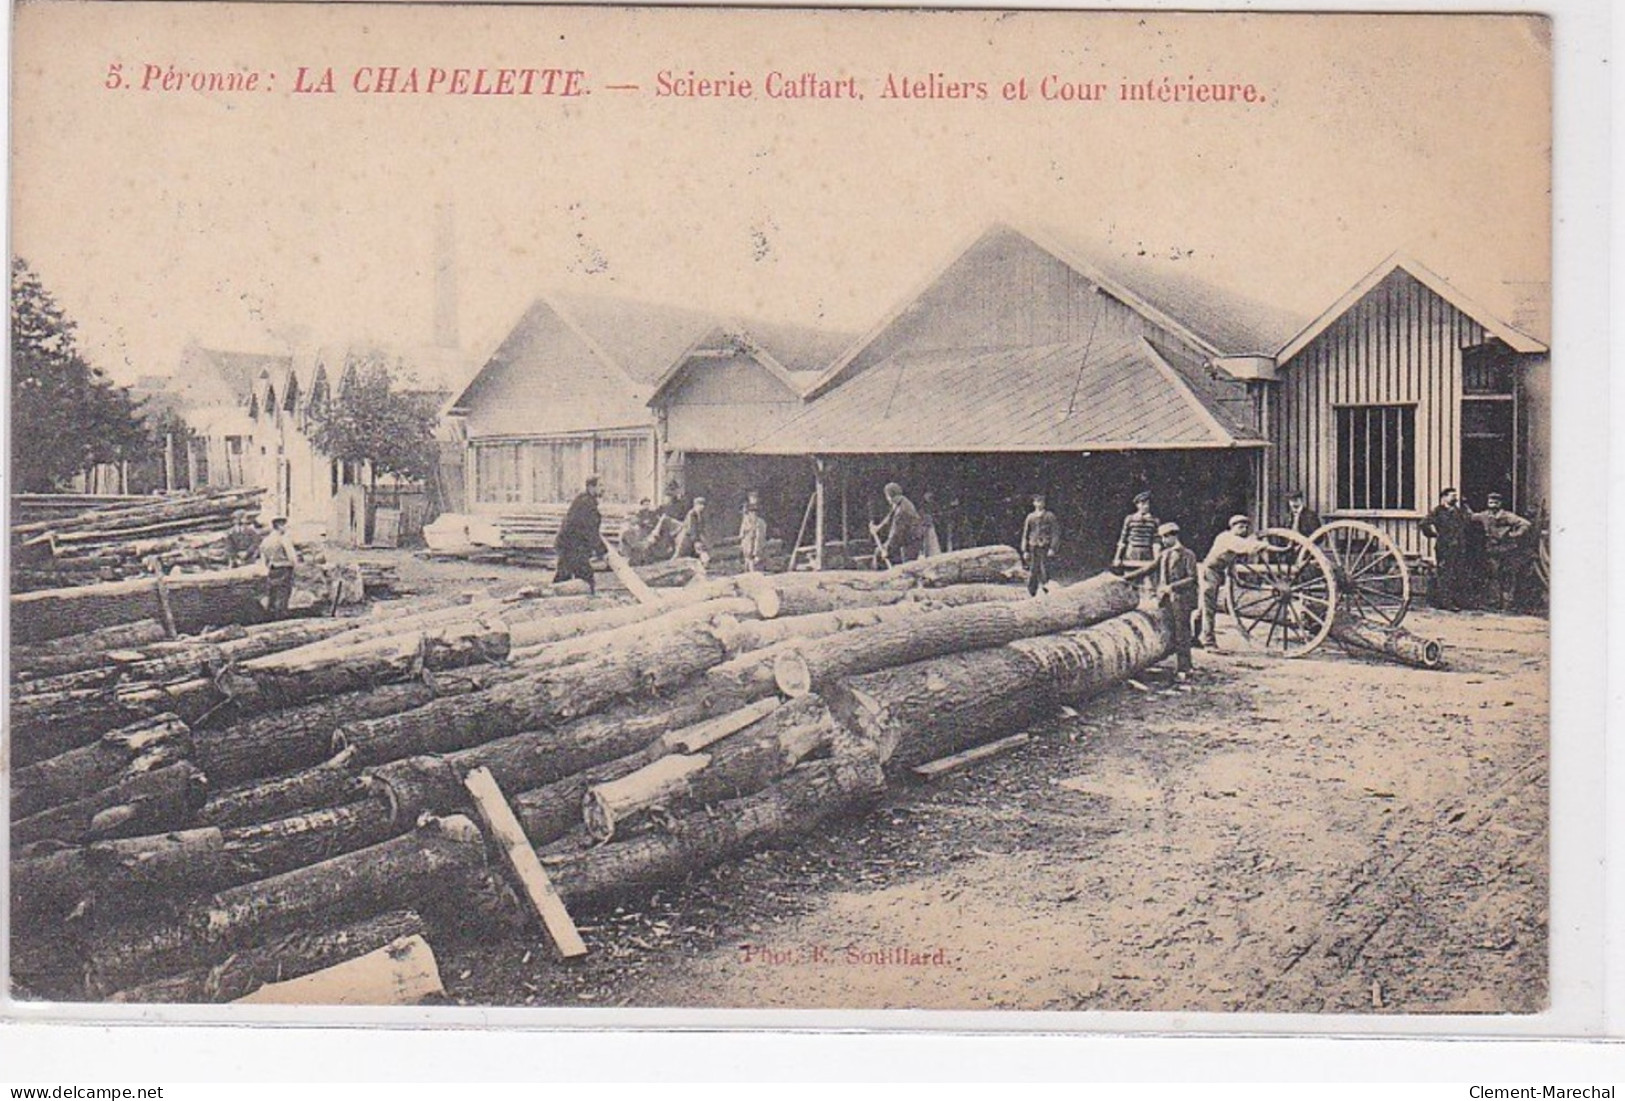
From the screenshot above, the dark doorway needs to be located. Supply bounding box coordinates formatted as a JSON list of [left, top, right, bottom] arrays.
[[1461, 342, 1521, 512]]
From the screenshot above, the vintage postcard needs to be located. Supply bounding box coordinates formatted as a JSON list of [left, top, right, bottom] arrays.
[[6, 2, 1565, 1025]]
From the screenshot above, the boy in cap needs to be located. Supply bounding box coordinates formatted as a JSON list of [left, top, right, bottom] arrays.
[[1020, 493, 1059, 596], [1198, 514, 1272, 649], [1152, 521, 1198, 680], [257, 516, 300, 618], [672, 495, 710, 563], [1114, 491, 1161, 590]]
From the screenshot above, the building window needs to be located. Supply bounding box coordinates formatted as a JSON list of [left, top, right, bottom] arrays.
[[1335, 405, 1415, 512], [593, 434, 651, 504], [474, 442, 523, 504]]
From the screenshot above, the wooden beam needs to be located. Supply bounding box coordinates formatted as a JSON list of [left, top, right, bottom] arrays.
[[603, 545, 664, 606], [462, 766, 587, 959], [911, 733, 1031, 780]]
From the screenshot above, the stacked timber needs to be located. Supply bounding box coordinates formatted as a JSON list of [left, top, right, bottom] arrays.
[[12, 488, 266, 591], [11, 546, 1183, 1005]]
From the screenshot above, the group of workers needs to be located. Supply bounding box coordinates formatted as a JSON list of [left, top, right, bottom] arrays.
[[1420, 487, 1535, 612]]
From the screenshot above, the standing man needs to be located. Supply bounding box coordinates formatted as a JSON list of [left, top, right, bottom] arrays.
[[1420, 487, 1472, 611], [1282, 491, 1322, 538], [258, 516, 300, 619], [673, 495, 710, 562], [1020, 492, 1059, 597], [1473, 492, 1533, 612], [738, 492, 769, 573], [1198, 514, 1273, 650], [1114, 491, 1161, 582], [555, 475, 606, 592], [871, 482, 925, 566], [1152, 521, 1199, 681]]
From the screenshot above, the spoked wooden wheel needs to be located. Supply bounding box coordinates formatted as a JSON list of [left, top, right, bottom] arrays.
[[1226, 527, 1338, 657], [1310, 519, 1411, 629]]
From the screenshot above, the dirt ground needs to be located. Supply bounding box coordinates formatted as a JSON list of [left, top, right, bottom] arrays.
[[390, 544, 1547, 1016]]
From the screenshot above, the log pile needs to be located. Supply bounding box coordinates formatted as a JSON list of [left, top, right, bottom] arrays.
[[12, 488, 266, 591], [11, 546, 1194, 1005]]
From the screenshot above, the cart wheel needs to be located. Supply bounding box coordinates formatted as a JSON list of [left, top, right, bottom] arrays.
[[1226, 527, 1338, 657], [1310, 519, 1411, 629]]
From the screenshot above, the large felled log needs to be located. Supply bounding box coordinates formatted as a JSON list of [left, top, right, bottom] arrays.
[[11, 619, 168, 678], [582, 695, 838, 841], [1328, 615, 1445, 668], [198, 751, 367, 828], [774, 573, 1136, 697], [107, 910, 428, 1004], [11, 801, 400, 925], [83, 815, 486, 997], [10, 663, 125, 698], [10, 565, 267, 644], [235, 933, 444, 1005], [10, 689, 159, 767], [12, 762, 209, 847], [509, 597, 755, 666], [359, 681, 752, 825], [889, 544, 1026, 587], [116, 618, 360, 684], [121, 620, 511, 728], [336, 624, 728, 766], [827, 608, 1172, 769], [192, 670, 495, 787], [736, 571, 915, 619], [12, 713, 192, 819], [546, 754, 886, 910]]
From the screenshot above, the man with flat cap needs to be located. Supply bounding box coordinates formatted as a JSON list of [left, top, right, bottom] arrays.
[[1152, 520, 1199, 680], [1472, 491, 1532, 612], [258, 516, 300, 619], [555, 475, 606, 592], [1198, 513, 1273, 650], [1114, 490, 1161, 580]]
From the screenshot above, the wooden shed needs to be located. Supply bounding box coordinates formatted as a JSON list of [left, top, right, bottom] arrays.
[[1264, 256, 1549, 556]]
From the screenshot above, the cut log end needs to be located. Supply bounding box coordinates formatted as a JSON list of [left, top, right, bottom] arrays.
[[773, 651, 813, 698]]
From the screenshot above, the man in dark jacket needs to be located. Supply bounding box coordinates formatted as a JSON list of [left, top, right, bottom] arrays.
[[554, 476, 605, 592], [1281, 491, 1323, 538], [872, 482, 924, 566], [1420, 487, 1472, 611]]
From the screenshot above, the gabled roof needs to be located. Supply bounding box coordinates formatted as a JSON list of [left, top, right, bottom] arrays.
[[174, 344, 294, 408], [447, 292, 724, 435], [737, 335, 1265, 456], [647, 319, 857, 407], [1026, 224, 1313, 359], [805, 223, 1312, 400], [1277, 253, 1549, 364]]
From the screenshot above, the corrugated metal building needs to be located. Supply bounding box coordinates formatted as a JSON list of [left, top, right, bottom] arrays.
[[1265, 256, 1549, 556]]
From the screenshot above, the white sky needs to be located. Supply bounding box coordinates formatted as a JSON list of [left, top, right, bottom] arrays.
[[11, 4, 1550, 383]]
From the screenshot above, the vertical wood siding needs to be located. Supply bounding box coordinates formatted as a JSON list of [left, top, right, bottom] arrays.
[[1269, 270, 1486, 557]]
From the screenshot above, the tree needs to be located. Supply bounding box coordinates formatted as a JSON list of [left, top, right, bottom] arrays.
[[307, 351, 439, 489], [11, 258, 151, 491]]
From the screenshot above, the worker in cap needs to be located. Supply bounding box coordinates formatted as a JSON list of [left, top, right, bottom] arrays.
[[1421, 487, 1472, 611], [1113, 490, 1161, 590], [1020, 492, 1060, 596], [1198, 513, 1272, 649], [258, 515, 300, 619], [1152, 520, 1198, 679], [870, 481, 924, 567], [672, 494, 710, 563], [1471, 491, 1532, 612]]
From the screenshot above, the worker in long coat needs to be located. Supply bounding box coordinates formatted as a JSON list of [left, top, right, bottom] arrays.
[[554, 476, 605, 592], [1420, 487, 1472, 611]]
